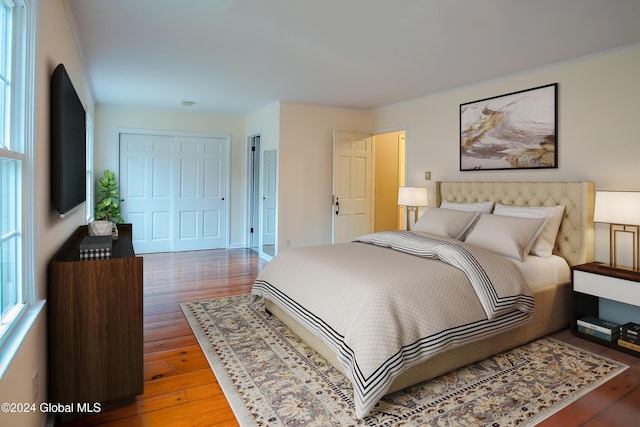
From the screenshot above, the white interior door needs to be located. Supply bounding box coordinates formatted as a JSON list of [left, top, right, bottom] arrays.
[[120, 132, 230, 253], [332, 131, 372, 244]]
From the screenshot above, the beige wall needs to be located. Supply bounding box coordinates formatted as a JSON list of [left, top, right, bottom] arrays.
[[278, 103, 373, 248], [0, 1, 95, 426], [372, 43, 640, 263], [94, 105, 247, 247]]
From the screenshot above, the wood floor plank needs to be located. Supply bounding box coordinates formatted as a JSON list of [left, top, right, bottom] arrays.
[[144, 334, 199, 355], [144, 348, 210, 381], [57, 249, 639, 426]]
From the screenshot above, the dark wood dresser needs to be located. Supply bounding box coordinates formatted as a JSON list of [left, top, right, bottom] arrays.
[[48, 224, 143, 409]]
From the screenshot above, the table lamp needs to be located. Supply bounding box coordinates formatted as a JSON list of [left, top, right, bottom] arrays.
[[594, 190, 640, 270], [397, 186, 428, 231]]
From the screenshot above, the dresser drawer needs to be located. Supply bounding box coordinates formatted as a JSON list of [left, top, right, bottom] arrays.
[[574, 270, 640, 306]]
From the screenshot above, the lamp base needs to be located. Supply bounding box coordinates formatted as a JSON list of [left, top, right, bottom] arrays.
[[405, 206, 419, 231], [609, 223, 640, 271]]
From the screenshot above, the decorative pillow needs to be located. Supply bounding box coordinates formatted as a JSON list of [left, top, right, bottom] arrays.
[[493, 204, 565, 258], [439, 201, 494, 239], [464, 214, 547, 261], [413, 208, 480, 240], [440, 200, 494, 213]]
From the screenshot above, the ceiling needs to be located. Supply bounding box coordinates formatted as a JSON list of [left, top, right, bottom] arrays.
[[65, 0, 640, 115]]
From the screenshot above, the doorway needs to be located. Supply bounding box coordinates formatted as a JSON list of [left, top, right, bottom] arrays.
[[249, 135, 261, 254], [331, 129, 406, 243], [373, 130, 406, 232], [248, 135, 277, 260]]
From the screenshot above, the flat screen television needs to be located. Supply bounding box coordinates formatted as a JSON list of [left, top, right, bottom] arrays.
[[50, 63, 86, 215]]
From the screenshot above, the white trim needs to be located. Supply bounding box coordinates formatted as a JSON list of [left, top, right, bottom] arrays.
[[0, 301, 43, 379], [246, 132, 260, 251], [85, 115, 94, 222], [0, 0, 16, 10], [372, 124, 408, 135], [116, 127, 231, 140], [21, 0, 36, 307]]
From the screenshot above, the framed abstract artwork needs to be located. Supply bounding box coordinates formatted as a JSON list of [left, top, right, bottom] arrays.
[[460, 83, 558, 171]]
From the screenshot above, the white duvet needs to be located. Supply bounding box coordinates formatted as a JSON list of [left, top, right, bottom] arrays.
[[252, 231, 535, 417]]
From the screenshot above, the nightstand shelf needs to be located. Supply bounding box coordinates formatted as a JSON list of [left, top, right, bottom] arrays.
[[571, 262, 640, 357]]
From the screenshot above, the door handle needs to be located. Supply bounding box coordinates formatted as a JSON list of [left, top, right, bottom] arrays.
[[335, 197, 339, 215]]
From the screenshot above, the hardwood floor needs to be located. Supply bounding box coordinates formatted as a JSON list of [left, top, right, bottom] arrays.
[[58, 249, 639, 426]]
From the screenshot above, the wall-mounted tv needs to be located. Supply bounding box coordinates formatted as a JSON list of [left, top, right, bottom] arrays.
[[51, 63, 86, 215]]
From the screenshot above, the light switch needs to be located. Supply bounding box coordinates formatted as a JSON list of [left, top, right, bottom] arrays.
[[424, 171, 431, 180]]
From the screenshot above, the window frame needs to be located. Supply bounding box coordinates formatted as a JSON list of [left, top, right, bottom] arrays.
[[86, 115, 94, 222], [0, 0, 39, 379]]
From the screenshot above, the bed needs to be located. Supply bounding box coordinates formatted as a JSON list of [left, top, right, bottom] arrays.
[[252, 181, 595, 418]]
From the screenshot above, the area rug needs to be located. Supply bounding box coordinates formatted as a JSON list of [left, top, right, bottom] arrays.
[[180, 294, 628, 426]]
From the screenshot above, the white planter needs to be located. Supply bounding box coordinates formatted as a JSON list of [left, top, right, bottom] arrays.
[[88, 220, 113, 236]]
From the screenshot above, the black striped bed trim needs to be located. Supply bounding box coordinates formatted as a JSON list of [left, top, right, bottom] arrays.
[[252, 279, 533, 418]]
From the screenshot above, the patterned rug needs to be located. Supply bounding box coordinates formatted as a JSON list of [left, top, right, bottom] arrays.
[[180, 294, 628, 426]]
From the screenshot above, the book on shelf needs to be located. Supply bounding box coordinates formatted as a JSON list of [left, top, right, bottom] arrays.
[[620, 322, 640, 344], [621, 333, 639, 344], [618, 338, 640, 353], [577, 316, 620, 335], [578, 325, 619, 342], [620, 321, 640, 337]]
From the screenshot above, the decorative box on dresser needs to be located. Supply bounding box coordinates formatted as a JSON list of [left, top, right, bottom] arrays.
[[48, 224, 144, 411], [571, 261, 640, 357]]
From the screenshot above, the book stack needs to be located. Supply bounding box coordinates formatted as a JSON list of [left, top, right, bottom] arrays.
[[79, 235, 112, 260], [577, 316, 620, 342], [618, 322, 640, 353]]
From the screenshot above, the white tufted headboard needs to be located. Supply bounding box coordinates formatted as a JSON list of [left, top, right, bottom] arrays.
[[436, 181, 595, 266]]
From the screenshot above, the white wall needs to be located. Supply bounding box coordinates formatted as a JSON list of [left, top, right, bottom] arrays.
[[94, 105, 247, 247], [0, 1, 95, 426], [245, 101, 280, 152], [372, 43, 640, 264]]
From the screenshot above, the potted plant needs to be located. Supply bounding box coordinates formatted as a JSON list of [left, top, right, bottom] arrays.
[[89, 169, 124, 237]]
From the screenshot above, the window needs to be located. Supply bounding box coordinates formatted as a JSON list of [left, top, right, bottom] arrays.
[[0, 0, 36, 373], [86, 116, 94, 222]]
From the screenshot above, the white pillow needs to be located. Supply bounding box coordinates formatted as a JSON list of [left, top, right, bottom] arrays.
[[439, 201, 494, 239], [493, 204, 565, 258], [413, 208, 480, 240], [440, 200, 494, 213], [464, 214, 547, 261]]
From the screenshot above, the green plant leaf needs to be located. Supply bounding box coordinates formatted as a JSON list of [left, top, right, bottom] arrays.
[[94, 169, 124, 223]]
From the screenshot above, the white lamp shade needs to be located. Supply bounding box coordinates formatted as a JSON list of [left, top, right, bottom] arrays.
[[594, 191, 640, 225], [398, 187, 429, 207]]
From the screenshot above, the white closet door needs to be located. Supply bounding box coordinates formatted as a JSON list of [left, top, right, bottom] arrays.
[[120, 133, 175, 253], [119, 132, 230, 253], [173, 136, 228, 251]]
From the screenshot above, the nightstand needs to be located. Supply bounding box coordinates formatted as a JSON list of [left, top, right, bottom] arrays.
[[571, 262, 640, 357]]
